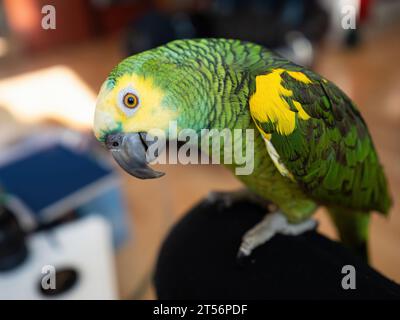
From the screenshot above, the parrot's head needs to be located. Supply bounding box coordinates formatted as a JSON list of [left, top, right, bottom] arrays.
[[94, 43, 216, 179]]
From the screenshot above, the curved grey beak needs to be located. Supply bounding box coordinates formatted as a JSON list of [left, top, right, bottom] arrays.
[[105, 132, 165, 179]]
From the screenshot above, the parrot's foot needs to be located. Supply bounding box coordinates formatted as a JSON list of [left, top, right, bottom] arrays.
[[206, 189, 274, 211], [238, 211, 317, 258]]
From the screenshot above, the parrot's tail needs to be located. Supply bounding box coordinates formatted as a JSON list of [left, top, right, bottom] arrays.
[[327, 207, 370, 262]]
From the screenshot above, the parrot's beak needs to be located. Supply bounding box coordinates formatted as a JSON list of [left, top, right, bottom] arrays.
[[105, 132, 165, 179]]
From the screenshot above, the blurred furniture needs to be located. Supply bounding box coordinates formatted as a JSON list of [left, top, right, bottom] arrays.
[[124, 0, 329, 66], [2, 0, 149, 52], [3, 0, 93, 51], [0, 215, 117, 299], [0, 130, 131, 299], [155, 199, 400, 299]]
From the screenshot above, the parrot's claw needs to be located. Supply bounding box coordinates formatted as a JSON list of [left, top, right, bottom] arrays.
[[206, 189, 274, 211], [237, 211, 317, 258]]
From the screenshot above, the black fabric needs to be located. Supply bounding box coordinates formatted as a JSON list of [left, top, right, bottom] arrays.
[[154, 199, 400, 299]]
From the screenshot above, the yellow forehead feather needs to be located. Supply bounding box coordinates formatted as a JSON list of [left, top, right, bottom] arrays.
[[95, 73, 177, 137]]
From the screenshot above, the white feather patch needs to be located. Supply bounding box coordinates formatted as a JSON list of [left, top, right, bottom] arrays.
[[263, 137, 294, 180]]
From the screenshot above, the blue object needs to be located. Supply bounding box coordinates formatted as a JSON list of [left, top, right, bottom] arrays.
[[0, 145, 110, 214], [0, 142, 130, 249]]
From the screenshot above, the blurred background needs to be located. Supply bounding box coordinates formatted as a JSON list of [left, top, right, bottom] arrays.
[[0, 0, 399, 299]]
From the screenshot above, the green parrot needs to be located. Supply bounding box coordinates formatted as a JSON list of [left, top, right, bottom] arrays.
[[93, 38, 391, 259]]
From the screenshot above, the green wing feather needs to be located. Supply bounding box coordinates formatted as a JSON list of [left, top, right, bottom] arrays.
[[250, 66, 391, 214]]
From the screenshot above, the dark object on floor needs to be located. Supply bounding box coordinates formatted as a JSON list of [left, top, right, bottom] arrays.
[[154, 199, 400, 299], [0, 206, 27, 271]]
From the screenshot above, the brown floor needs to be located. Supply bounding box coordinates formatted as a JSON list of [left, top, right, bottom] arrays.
[[0, 21, 399, 299]]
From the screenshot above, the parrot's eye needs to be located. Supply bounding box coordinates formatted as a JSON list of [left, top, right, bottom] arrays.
[[117, 87, 140, 116], [123, 93, 139, 109]]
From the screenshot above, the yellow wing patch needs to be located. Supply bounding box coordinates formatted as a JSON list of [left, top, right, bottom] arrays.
[[249, 69, 312, 136], [286, 71, 312, 84]]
